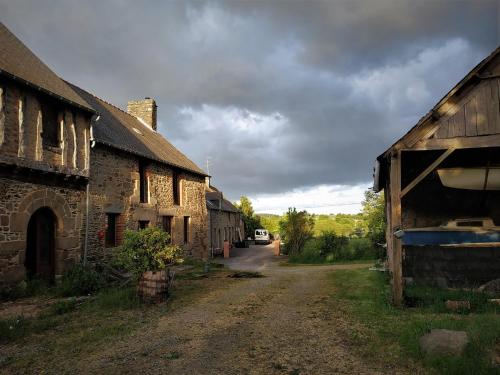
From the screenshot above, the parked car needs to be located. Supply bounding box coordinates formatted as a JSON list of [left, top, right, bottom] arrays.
[[255, 229, 271, 244]]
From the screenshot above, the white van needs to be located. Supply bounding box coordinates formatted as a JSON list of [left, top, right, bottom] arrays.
[[255, 229, 270, 244]]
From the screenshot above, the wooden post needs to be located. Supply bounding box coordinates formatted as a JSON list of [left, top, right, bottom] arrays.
[[273, 240, 280, 256], [223, 240, 230, 259], [390, 151, 403, 306]]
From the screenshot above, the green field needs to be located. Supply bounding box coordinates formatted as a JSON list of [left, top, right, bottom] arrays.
[[258, 213, 366, 237]]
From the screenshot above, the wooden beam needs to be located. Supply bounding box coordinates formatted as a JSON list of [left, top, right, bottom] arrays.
[[411, 134, 500, 150], [400, 148, 455, 198], [389, 151, 403, 306]]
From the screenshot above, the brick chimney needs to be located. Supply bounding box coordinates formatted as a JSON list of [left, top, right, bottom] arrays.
[[127, 98, 157, 130]]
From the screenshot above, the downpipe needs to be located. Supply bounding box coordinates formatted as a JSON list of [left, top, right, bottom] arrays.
[[83, 121, 98, 265]]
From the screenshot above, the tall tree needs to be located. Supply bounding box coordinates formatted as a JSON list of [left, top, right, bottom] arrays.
[[279, 208, 314, 255], [235, 196, 261, 239], [361, 189, 386, 253]]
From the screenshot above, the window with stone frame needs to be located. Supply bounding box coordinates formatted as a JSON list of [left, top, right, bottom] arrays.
[[105, 213, 120, 248], [183, 216, 190, 244], [139, 220, 150, 230], [162, 215, 173, 243], [41, 98, 60, 148], [173, 171, 181, 205], [139, 160, 149, 203]]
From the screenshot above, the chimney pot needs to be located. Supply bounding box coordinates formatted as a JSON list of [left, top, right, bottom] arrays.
[[127, 98, 157, 130]]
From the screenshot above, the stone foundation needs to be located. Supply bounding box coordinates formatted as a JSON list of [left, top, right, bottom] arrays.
[[403, 245, 500, 288]]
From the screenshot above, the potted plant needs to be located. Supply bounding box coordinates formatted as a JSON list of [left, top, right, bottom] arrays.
[[114, 227, 183, 302]]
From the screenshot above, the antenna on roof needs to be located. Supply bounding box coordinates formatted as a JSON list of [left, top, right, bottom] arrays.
[[206, 157, 212, 175]]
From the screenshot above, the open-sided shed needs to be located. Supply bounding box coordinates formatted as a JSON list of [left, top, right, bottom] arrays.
[[374, 46, 500, 305]]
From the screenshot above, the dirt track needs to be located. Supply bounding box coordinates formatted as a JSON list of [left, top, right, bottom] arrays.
[[73, 245, 407, 374]]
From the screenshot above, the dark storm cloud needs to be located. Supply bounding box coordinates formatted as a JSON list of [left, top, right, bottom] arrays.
[[0, 0, 498, 200]]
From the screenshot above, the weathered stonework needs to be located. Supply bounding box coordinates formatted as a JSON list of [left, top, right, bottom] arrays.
[[0, 25, 208, 285], [0, 79, 90, 176], [0, 179, 86, 283], [127, 99, 157, 130], [0, 77, 91, 284], [86, 145, 208, 261], [206, 188, 245, 255], [208, 209, 244, 252]]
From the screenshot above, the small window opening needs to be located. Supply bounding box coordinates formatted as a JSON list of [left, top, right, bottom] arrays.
[[139, 161, 149, 203], [105, 213, 119, 247], [162, 215, 173, 242], [173, 171, 181, 205], [41, 99, 60, 148], [139, 220, 149, 230], [183, 216, 190, 244]]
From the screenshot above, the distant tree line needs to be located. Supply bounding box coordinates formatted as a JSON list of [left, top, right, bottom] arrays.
[[235, 189, 386, 262]]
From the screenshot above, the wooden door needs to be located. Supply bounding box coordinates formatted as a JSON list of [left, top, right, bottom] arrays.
[[25, 208, 55, 282]]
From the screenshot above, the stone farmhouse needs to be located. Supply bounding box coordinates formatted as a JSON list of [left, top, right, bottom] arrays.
[[206, 184, 244, 256], [0, 22, 208, 284], [0, 23, 95, 283], [71, 85, 209, 262]]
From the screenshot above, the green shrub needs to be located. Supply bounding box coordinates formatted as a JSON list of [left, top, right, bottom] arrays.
[[289, 238, 324, 263], [48, 299, 78, 315], [318, 231, 348, 256], [0, 278, 52, 301], [113, 227, 183, 280], [405, 284, 497, 313], [288, 234, 378, 264], [0, 316, 28, 343], [343, 237, 377, 260], [58, 264, 105, 297], [279, 208, 315, 255]]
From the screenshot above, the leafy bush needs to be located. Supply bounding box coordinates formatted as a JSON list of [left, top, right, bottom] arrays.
[[48, 299, 78, 315], [404, 284, 497, 313], [279, 208, 314, 255], [361, 190, 386, 252], [343, 237, 378, 260], [288, 238, 324, 263], [318, 231, 348, 257], [0, 278, 52, 301], [289, 234, 378, 264], [113, 227, 183, 280], [235, 196, 262, 239], [58, 264, 105, 297]]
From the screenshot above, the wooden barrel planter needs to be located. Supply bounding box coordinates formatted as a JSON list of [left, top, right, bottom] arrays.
[[137, 269, 172, 303]]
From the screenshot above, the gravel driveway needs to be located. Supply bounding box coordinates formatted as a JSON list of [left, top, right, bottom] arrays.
[[72, 244, 411, 374]]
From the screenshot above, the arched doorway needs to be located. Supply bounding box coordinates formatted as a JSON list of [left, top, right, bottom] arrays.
[[25, 207, 56, 282]]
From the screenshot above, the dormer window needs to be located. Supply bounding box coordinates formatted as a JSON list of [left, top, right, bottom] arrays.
[[41, 99, 60, 148]]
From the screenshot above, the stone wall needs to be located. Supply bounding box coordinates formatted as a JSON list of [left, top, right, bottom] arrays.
[[403, 245, 500, 288], [0, 77, 91, 284], [0, 177, 85, 283], [86, 145, 208, 261], [207, 208, 244, 254], [127, 99, 157, 130], [0, 77, 90, 176]]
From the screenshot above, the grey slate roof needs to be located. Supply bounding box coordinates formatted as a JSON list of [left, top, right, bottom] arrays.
[[69, 83, 207, 176], [0, 22, 94, 113], [206, 191, 239, 213]]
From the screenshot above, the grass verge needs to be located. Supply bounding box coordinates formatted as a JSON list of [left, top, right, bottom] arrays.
[[0, 266, 233, 373], [283, 259, 376, 267], [329, 269, 500, 375]]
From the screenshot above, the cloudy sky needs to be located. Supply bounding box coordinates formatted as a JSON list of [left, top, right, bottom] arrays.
[[1, 1, 498, 213]]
